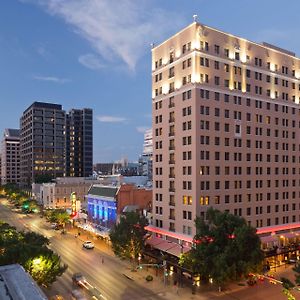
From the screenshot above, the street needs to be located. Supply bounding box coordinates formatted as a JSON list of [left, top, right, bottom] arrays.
[[0, 198, 299, 300], [0, 199, 165, 300]]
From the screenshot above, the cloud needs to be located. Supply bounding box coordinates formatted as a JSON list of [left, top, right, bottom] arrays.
[[21, 0, 185, 71], [136, 126, 150, 133], [36, 45, 48, 58], [78, 53, 104, 70], [96, 115, 127, 123], [33, 75, 70, 83]]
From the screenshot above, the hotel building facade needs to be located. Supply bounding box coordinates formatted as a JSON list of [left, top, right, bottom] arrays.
[[150, 21, 300, 245]]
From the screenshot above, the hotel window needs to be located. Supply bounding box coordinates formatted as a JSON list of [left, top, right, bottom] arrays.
[[224, 63, 229, 72], [246, 69, 251, 78], [214, 196, 220, 204], [214, 44, 220, 54], [214, 61, 219, 69], [235, 52, 240, 60], [200, 57, 209, 67], [169, 51, 174, 63], [225, 195, 230, 203], [169, 67, 175, 78], [254, 57, 262, 67], [200, 41, 209, 51], [224, 48, 229, 58]]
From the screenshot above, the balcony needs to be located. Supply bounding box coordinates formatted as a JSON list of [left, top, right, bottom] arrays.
[[169, 103, 175, 109], [169, 160, 175, 164], [169, 174, 175, 178], [169, 215, 175, 220], [169, 201, 175, 207], [169, 187, 175, 192], [169, 118, 175, 123], [169, 146, 175, 151], [169, 226, 175, 232], [169, 132, 175, 137]]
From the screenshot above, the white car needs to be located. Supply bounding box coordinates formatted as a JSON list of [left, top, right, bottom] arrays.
[[50, 223, 58, 229], [82, 241, 95, 249]]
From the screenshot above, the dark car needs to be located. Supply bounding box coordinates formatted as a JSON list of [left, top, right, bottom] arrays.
[[72, 273, 87, 287]]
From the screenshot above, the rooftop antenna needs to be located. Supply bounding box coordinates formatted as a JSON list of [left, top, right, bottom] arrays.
[[150, 43, 155, 49], [193, 14, 198, 22]]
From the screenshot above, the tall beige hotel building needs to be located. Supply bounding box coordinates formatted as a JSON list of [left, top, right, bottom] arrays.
[[148, 19, 300, 250]]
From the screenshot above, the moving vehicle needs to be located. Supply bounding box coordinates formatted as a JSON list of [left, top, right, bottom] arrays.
[[71, 289, 87, 300], [72, 273, 87, 287], [50, 223, 58, 229], [82, 241, 95, 249]]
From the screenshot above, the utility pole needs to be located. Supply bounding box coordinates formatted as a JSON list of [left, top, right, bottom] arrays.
[[163, 260, 167, 286]]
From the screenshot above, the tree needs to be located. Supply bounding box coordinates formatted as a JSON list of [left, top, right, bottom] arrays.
[[280, 264, 300, 300], [109, 212, 148, 267], [44, 209, 70, 227], [24, 252, 67, 287], [0, 221, 67, 287], [182, 208, 263, 287], [55, 211, 70, 228]]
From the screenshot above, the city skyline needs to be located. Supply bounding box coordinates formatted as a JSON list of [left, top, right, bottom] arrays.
[[1, 0, 300, 162]]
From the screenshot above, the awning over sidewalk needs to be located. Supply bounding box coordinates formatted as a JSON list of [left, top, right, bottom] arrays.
[[165, 244, 191, 257], [260, 235, 278, 243], [155, 241, 177, 252], [145, 225, 194, 243], [146, 236, 191, 257], [280, 232, 296, 239], [145, 236, 166, 247]]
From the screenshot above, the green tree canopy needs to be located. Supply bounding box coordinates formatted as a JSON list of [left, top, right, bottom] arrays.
[[0, 221, 66, 287], [44, 209, 70, 226], [109, 212, 148, 263], [182, 208, 263, 286]]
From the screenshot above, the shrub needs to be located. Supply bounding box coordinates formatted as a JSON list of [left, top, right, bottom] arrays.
[[146, 275, 153, 282]]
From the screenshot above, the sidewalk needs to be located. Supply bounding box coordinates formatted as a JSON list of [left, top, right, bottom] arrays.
[[66, 226, 233, 299], [65, 225, 272, 300]]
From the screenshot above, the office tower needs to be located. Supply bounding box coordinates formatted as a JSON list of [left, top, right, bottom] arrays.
[[20, 102, 65, 186], [139, 128, 153, 180], [151, 21, 300, 240], [1, 129, 20, 185], [65, 108, 93, 177]]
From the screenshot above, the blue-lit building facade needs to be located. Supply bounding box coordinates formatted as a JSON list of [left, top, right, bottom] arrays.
[[87, 185, 119, 229]]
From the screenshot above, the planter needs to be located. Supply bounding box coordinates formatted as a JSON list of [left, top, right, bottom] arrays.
[[145, 275, 153, 282]]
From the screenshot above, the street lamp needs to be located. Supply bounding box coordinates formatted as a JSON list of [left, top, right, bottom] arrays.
[[33, 258, 41, 265]]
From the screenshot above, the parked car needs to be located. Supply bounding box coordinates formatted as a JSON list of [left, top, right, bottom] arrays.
[[82, 241, 95, 249]]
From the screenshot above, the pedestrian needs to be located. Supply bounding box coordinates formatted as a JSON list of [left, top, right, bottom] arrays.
[[173, 280, 179, 295]]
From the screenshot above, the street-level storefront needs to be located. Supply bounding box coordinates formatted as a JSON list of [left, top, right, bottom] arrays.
[[87, 185, 119, 229], [258, 223, 300, 269]]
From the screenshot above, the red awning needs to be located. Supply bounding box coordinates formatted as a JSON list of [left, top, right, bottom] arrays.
[[165, 244, 191, 257], [145, 236, 166, 247]]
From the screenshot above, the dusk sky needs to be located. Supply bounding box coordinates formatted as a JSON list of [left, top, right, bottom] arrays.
[[1, 0, 300, 163]]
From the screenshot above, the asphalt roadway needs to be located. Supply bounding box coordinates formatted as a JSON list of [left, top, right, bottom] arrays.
[[0, 199, 165, 300], [1, 198, 299, 300]]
